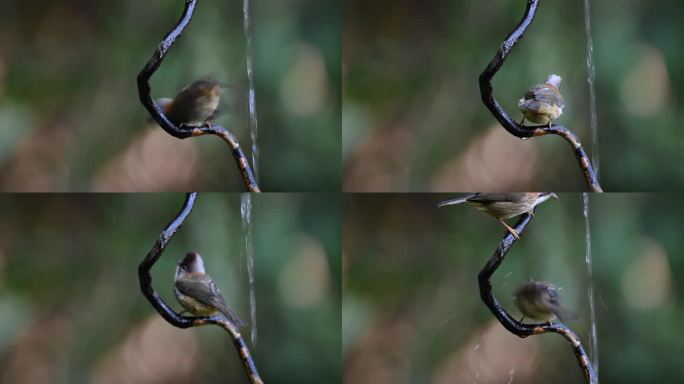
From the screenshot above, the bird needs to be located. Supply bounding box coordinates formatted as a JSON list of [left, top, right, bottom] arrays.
[[514, 280, 575, 324], [174, 251, 246, 327], [438, 192, 558, 239], [518, 74, 565, 127], [155, 77, 227, 128]]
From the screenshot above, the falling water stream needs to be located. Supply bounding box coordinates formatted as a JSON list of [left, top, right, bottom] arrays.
[[583, 193, 599, 378], [584, 0, 599, 180], [241, 0, 259, 346], [241, 193, 257, 345], [583, 0, 600, 378], [243, 0, 259, 182]]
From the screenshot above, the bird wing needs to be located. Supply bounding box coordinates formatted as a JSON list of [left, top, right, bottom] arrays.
[[543, 286, 578, 323], [176, 275, 247, 327], [523, 84, 544, 100], [467, 193, 517, 203], [526, 84, 564, 107], [519, 100, 557, 115], [207, 87, 243, 121], [546, 286, 561, 306]]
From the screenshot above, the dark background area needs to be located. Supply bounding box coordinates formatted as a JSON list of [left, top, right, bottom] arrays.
[[343, 0, 684, 191], [0, 193, 341, 383], [0, 0, 341, 191], [343, 193, 684, 383]]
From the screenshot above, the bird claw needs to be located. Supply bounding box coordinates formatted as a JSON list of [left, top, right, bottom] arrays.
[[500, 220, 520, 239]]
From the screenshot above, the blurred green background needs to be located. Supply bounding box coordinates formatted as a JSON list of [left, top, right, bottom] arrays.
[[0, 0, 340, 191], [0, 193, 341, 383], [343, 0, 684, 191], [343, 193, 684, 383]]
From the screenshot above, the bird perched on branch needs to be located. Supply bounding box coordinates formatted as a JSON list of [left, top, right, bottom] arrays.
[[174, 251, 246, 327], [438, 192, 557, 239], [518, 74, 564, 127], [155, 77, 235, 128], [514, 280, 575, 324]]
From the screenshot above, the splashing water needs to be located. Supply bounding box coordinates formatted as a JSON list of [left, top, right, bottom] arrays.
[[584, 0, 599, 179], [241, 193, 257, 345], [583, 193, 599, 377], [243, 0, 259, 181]]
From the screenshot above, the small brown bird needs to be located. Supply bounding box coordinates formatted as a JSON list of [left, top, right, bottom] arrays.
[[438, 192, 558, 239], [155, 77, 225, 128], [174, 251, 246, 327], [518, 74, 564, 126], [514, 280, 575, 324]]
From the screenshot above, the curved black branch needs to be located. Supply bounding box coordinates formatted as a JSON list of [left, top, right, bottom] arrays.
[[478, 0, 602, 192], [477, 211, 598, 384], [138, 193, 264, 384], [137, 0, 260, 192], [139, 192, 199, 327]]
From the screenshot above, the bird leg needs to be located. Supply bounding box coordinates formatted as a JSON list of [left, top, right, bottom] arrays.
[[499, 219, 520, 239]]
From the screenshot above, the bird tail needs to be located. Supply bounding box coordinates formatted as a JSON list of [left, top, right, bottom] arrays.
[[218, 305, 248, 328], [148, 98, 174, 124], [554, 305, 579, 323], [438, 197, 470, 208], [153, 98, 174, 113]]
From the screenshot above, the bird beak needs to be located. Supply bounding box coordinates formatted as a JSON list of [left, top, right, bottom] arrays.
[[549, 192, 558, 199]]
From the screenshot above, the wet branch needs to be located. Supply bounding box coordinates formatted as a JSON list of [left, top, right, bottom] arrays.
[[138, 193, 264, 384], [137, 0, 260, 192], [478, 0, 602, 192], [477, 211, 597, 384]]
